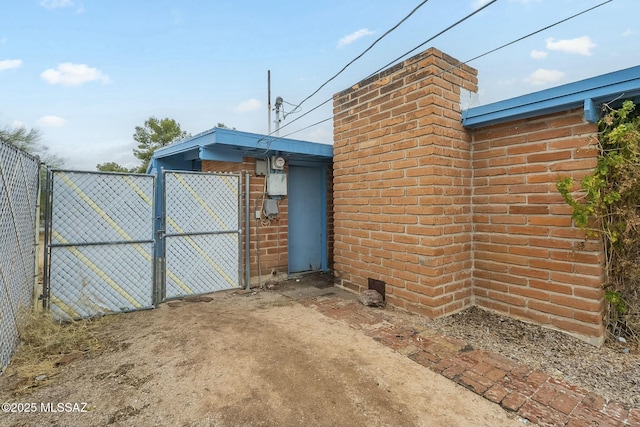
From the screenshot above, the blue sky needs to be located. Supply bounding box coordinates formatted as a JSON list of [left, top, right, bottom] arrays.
[[1, 0, 638, 170]]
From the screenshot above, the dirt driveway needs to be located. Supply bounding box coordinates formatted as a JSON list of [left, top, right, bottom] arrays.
[[1, 278, 526, 427]]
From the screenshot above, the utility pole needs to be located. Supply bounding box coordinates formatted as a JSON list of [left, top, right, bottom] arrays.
[[274, 96, 283, 137], [267, 70, 271, 135]]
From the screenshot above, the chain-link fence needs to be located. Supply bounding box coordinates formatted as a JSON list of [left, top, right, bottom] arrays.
[[162, 171, 241, 300], [0, 141, 40, 370], [45, 171, 155, 320]]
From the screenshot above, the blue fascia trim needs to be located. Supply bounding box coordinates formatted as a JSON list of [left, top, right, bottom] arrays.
[[213, 128, 333, 158], [152, 127, 333, 162], [199, 147, 243, 162], [463, 65, 640, 129], [153, 128, 217, 157]]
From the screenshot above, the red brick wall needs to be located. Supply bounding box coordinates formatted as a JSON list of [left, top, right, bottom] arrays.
[[332, 47, 606, 345], [203, 158, 333, 286], [332, 48, 478, 318], [472, 109, 605, 344]]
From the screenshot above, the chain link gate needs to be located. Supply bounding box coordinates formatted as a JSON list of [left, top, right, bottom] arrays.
[[160, 171, 241, 300], [44, 170, 242, 319], [44, 171, 156, 320]]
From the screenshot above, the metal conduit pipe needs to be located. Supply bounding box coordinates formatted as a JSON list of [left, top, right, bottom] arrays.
[[245, 173, 250, 290], [255, 193, 266, 289]]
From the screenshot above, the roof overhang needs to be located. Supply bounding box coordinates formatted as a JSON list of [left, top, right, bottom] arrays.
[[147, 128, 333, 174], [463, 65, 640, 129]]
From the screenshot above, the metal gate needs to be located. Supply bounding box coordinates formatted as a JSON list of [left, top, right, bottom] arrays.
[[44, 169, 241, 319], [160, 171, 241, 300], [44, 171, 156, 320]]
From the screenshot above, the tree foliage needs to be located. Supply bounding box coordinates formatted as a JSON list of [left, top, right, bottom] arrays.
[[132, 117, 189, 173], [0, 125, 64, 168], [96, 162, 134, 173], [557, 100, 640, 343], [1, 123, 65, 220]]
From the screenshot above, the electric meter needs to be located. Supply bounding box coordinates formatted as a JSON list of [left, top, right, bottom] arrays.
[[272, 156, 286, 170]]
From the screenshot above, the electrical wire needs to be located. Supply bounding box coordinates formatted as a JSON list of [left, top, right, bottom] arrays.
[[257, 0, 497, 147], [434, 0, 613, 79], [363, 0, 498, 80], [272, 0, 500, 139], [290, 0, 432, 115], [265, 0, 614, 143]]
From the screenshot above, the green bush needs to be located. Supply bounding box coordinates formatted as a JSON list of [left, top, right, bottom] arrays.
[[557, 100, 640, 343]]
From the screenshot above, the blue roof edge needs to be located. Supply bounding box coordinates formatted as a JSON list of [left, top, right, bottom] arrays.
[[153, 127, 332, 158], [463, 65, 640, 129], [147, 127, 333, 174]]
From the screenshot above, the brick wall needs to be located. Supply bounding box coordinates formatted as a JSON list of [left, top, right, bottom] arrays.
[[332, 47, 605, 345], [333, 48, 478, 318], [472, 109, 605, 344], [203, 158, 333, 286]]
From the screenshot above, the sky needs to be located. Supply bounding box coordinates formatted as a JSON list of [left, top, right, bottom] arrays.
[[1, 0, 638, 170]]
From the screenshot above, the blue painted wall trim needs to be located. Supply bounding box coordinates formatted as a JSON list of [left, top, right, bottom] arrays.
[[463, 65, 640, 129], [199, 147, 244, 162]]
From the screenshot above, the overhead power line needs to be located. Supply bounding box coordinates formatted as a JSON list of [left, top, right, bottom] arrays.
[[269, 0, 613, 143], [291, 0, 432, 115], [274, 0, 500, 137], [364, 0, 498, 80], [436, 0, 613, 77]]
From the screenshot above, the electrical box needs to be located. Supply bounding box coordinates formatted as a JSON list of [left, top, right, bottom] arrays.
[[267, 173, 287, 196], [263, 199, 279, 219], [255, 160, 268, 176]]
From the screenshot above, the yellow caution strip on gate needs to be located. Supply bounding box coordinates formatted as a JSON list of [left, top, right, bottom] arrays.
[[221, 175, 238, 194], [165, 215, 238, 288], [50, 294, 80, 319], [51, 230, 143, 309], [173, 173, 232, 232], [57, 172, 193, 294], [57, 172, 136, 243], [120, 175, 194, 294], [123, 175, 153, 206]]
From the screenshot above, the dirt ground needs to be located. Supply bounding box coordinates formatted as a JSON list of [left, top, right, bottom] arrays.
[[0, 278, 526, 427]]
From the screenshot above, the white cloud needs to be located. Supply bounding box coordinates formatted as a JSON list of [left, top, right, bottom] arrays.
[[41, 63, 110, 86], [545, 36, 596, 56], [623, 29, 636, 37], [337, 28, 375, 49], [235, 98, 261, 113], [37, 115, 68, 127], [40, 0, 84, 13], [0, 59, 22, 72], [11, 120, 27, 129], [530, 49, 548, 59], [472, 0, 492, 9], [524, 68, 565, 86]]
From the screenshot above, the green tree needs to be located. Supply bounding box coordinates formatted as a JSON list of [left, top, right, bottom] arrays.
[[0, 125, 64, 168], [1, 123, 65, 220], [96, 162, 134, 173], [133, 117, 189, 173]]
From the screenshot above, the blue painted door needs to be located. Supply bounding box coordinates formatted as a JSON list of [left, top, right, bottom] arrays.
[[288, 165, 324, 273]]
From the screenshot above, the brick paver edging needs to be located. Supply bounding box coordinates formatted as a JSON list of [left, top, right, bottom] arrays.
[[299, 295, 639, 427]]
